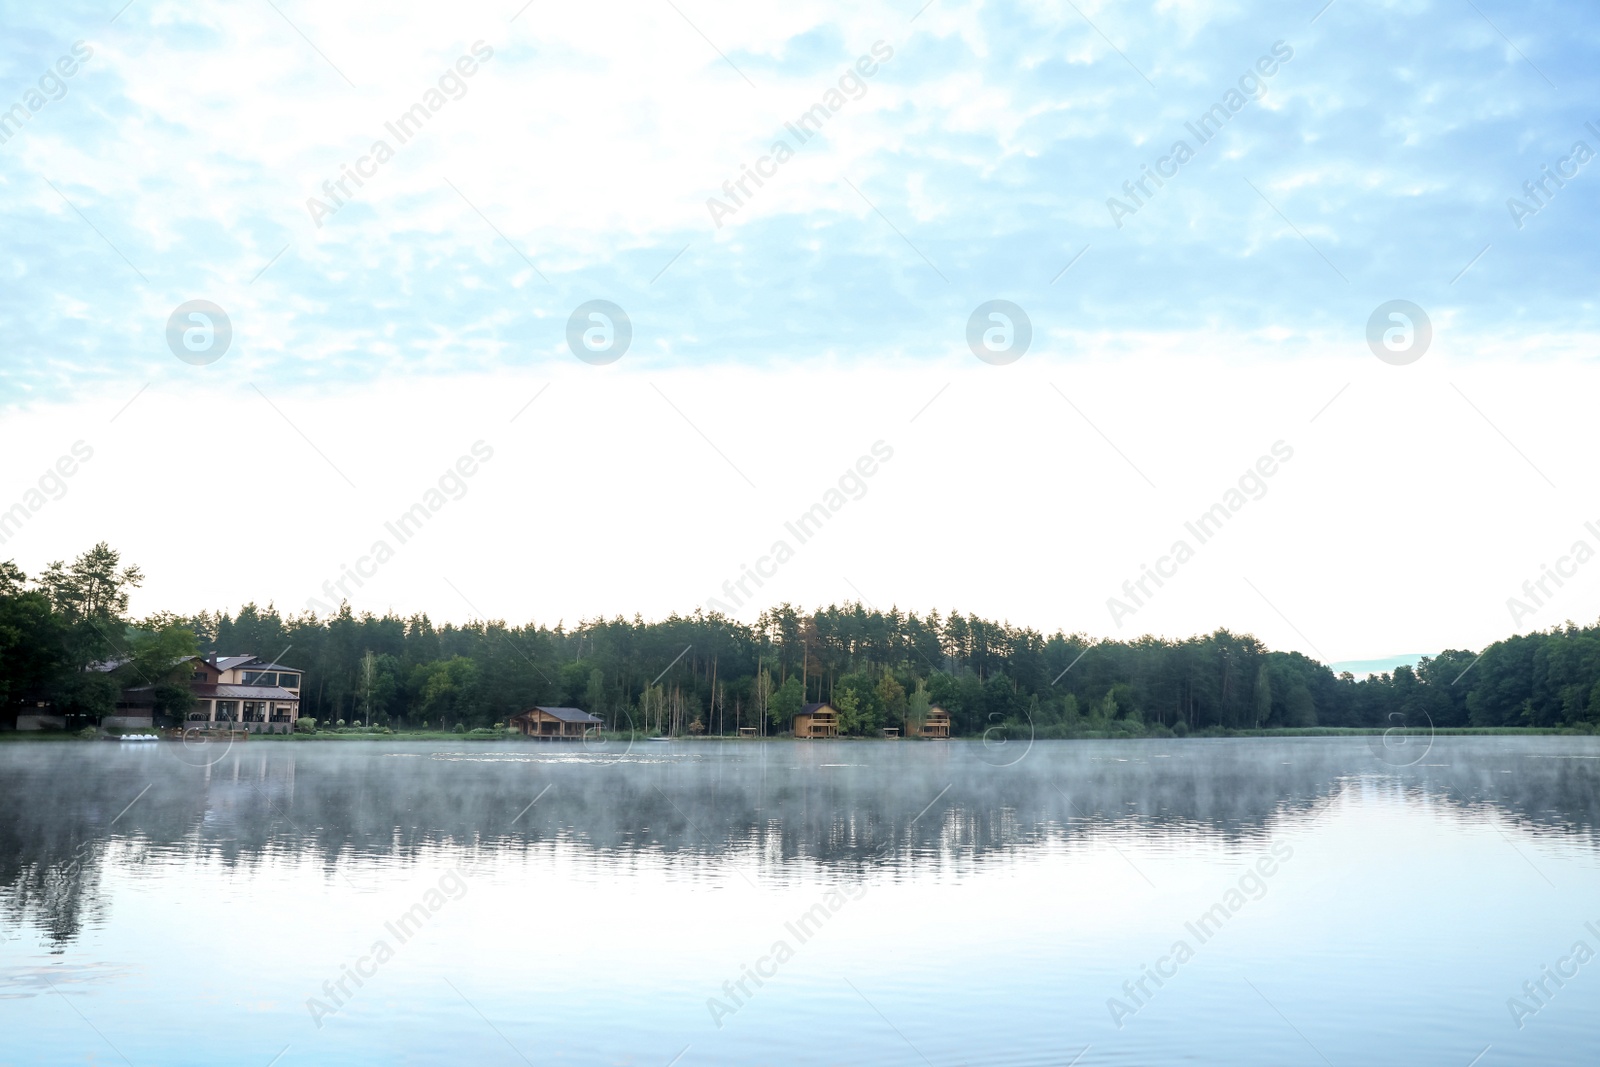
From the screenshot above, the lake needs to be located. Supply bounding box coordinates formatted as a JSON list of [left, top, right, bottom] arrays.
[[2, 736, 1597, 1065]]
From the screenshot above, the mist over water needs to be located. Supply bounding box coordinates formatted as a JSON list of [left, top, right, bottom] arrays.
[[3, 738, 1598, 1065]]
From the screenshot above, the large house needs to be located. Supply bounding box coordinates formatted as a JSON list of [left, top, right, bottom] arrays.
[[108, 653, 304, 733]]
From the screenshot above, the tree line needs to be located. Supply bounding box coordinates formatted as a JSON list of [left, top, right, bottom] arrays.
[[5, 543, 1600, 735]]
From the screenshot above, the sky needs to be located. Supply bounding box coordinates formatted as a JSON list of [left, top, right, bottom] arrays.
[[1, 0, 1598, 663]]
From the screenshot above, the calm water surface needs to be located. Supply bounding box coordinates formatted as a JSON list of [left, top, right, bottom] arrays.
[[2, 736, 1598, 1065]]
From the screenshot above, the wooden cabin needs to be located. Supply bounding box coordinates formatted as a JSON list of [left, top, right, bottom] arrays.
[[922, 706, 951, 738], [510, 706, 603, 739], [793, 702, 839, 739]]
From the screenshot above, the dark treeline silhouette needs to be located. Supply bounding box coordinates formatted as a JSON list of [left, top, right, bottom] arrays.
[[7, 543, 1600, 736]]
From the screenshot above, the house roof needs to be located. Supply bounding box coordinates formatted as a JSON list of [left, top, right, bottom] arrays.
[[799, 702, 837, 715], [120, 683, 297, 700], [191, 684, 300, 700], [511, 706, 601, 724], [98, 654, 302, 674], [211, 655, 302, 672]]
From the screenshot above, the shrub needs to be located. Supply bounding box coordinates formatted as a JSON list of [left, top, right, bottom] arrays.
[[336, 719, 347, 728], [296, 717, 318, 734], [1172, 720, 1189, 737], [452, 723, 466, 733], [77, 725, 98, 739]]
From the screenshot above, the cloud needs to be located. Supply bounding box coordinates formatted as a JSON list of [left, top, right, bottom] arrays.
[[0, 0, 1593, 406]]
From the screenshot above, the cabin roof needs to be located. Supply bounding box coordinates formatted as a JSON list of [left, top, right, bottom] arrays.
[[799, 702, 837, 715], [511, 706, 602, 724]]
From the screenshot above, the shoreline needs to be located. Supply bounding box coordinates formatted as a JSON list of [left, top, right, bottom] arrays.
[[0, 725, 1586, 744]]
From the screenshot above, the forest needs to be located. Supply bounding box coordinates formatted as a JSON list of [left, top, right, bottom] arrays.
[[5, 543, 1600, 737]]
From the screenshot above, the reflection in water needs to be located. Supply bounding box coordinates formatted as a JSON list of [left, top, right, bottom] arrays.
[[3, 737, 1596, 950]]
